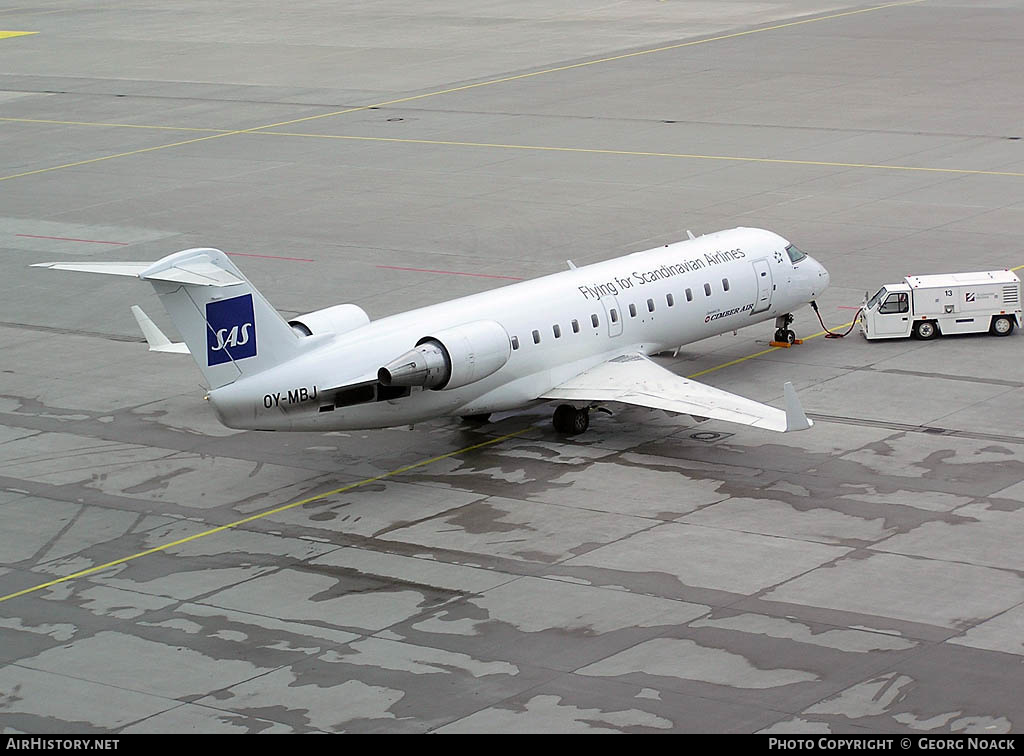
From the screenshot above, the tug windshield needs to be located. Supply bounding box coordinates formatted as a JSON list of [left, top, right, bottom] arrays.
[[866, 287, 887, 310]]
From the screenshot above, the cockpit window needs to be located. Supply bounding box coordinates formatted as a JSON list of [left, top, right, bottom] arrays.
[[785, 244, 807, 263], [866, 287, 887, 310]]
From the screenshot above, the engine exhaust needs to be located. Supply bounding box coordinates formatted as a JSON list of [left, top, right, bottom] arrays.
[[377, 341, 451, 389]]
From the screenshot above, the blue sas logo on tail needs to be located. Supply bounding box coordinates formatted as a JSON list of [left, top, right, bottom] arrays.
[[206, 294, 257, 366]]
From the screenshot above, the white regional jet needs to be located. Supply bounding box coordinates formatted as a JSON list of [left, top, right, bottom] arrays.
[[34, 227, 829, 436]]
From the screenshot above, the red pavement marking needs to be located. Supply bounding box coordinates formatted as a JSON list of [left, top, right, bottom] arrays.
[[837, 305, 861, 310], [226, 251, 315, 263], [376, 264, 523, 281]]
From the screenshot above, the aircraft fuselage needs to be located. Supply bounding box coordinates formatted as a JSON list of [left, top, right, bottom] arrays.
[[208, 227, 829, 430]]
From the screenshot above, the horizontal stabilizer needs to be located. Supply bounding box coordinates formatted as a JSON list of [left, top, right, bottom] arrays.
[[542, 353, 813, 433], [33, 254, 244, 287], [130, 306, 189, 354], [140, 256, 243, 286], [32, 261, 150, 277], [36, 247, 299, 389]]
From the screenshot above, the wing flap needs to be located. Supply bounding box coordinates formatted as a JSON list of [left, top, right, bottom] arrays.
[[541, 353, 811, 432]]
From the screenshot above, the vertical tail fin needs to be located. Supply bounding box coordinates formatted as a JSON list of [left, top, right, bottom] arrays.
[[34, 248, 299, 389], [140, 248, 298, 388]]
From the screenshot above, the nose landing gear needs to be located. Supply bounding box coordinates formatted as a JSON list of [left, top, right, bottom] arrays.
[[771, 313, 802, 347]]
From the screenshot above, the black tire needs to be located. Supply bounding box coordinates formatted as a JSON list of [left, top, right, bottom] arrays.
[[461, 413, 491, 424], [991, 316, 1015, 337], [913, 320, 938, 340], [784, 329, 797, 344], [569, 408, 590, 436], [773, 328, 786, 343], [553, 405, 590, 435], [552, 404, 576, 434]]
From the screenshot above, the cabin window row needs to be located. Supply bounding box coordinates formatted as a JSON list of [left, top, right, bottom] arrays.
[[508, 278, 732, 350]]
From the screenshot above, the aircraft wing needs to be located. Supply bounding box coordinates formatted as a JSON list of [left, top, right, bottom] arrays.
[[541, 353, 812, 432]]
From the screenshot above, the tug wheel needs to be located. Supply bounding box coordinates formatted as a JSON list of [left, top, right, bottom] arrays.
[[913, 320, 938, 340]]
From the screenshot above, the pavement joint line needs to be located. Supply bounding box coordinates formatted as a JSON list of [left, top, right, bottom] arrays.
[[0, 427, 533, 604], [0, 0, 927, 183]]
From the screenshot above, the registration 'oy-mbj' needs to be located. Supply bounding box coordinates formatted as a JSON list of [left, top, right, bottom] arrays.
[[34, 227, 829, 436]]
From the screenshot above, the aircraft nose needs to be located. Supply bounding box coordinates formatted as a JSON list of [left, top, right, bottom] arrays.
[[817, 259, 830, 290], [804, 255, 829, 299]]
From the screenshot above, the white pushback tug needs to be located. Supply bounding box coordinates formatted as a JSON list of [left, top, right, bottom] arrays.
[[860, 270, 1021, 340]]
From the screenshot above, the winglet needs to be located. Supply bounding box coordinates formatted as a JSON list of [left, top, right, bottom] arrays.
[[783, 381, 812, 431], [131, 305, 190, 354]]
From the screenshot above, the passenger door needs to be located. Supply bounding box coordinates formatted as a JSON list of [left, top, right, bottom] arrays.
[[751, 258, 773, 314]]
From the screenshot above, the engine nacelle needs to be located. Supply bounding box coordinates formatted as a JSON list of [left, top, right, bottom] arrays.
[[289, 304, 370, 337], [378, 320, 511, 391]]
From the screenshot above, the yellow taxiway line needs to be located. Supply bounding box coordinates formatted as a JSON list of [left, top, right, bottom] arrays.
[[690, 263, 1023, 377], [0, 307, 863, 604], [0, 0, 927, 183], [687, 321, 856, 379], [0, 30, 36, 39], [254, 131, 1024, 179], [245, 0, 929, 134], [0, 427, 532, 604], [12, 269, 1024, 601], [4, 118, 1018, 179], [0, 309, 869, 606], [0, 116, 230, 133]]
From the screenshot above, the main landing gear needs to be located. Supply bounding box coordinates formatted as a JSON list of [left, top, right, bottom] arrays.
[[771, 313, 800, 347], [552, 404, 590, 435]]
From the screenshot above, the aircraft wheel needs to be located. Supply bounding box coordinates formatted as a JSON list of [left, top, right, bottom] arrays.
[[784, 329, 797, 344], [553, 405, 589, 435], [913, 320, 938, 340], [569, 407, 590, 435], [552, 404, 576, 434], [991, 316, 1015, 337]]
